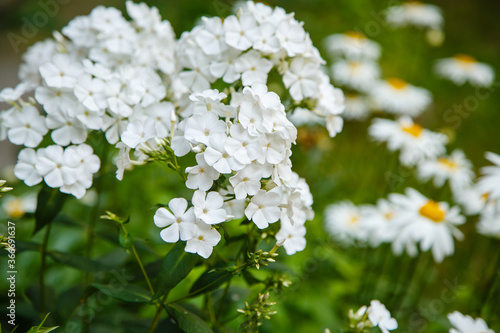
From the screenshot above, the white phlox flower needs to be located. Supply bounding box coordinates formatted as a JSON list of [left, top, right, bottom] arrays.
[[367, 300, 398, 333]]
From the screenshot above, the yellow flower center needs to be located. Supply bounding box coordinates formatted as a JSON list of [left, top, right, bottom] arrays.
[[438, 158, 458, 170], [387, 77, 408, 90], [5, 199, 25, 219], [384, 212, 394, 220], [454, 54, 477, 65], [401, 123, 423, 137], [348, 61, 361, 73], [406, 1, 423, 7], [419, 200, 445, 223], [481, 192, 490, 202], [345, 31, 365, 39], [349, 215, 359, 225]]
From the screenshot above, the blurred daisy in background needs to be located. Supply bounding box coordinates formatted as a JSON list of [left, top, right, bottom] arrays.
[[323, 31, 381, 60], [331, 59, 380, 92], [417, 149, 475, 193], [343, 94, 372, 121], [2, 193, 37, 219], [447, 311, 495, 333], [370, 78, 432, 117], [324, 201, 368, 244], [435, 54, 495, 87], [476, 205, 500, 238], [453, 183, 498, 216], [369, 116, 448, 166], [386, 1, 443, 30], [362, 199, 400, 247], [389, 188, 465, 262], [477, 152, 500, 201]]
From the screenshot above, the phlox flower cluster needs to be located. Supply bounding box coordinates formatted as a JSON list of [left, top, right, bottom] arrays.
[[0, 1, 345, 258], [1, 1, 177, 197], [175, 2, 344, 137], [154, 83, 314, 258], [347, 300, 398, 333]]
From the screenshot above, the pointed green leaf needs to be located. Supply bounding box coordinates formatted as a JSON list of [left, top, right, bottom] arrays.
[[91, 283, 151, 303], [34, 186, 68, 235], [188, 267, 232, 298], [26, 313, 59, 333], [27, 327, 59, 333], [167, 304, 214, 333], [48, 251, 112, 272], [153, 242, 198, 300]]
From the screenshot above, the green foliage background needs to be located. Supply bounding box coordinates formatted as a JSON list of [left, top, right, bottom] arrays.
[[0, 0, 499, 332]]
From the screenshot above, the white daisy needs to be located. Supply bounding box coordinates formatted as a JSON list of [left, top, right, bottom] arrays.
[[362, 199, 400, 247], [389, 188, 465, 262], [370, 78, 432, 117], [343, 94, 371, 121], [386, 1, 443, 30], [453, 183, 498, 216], [323, 31, 381, 60], [324, 201, 368, 244], [435, 54, 495, 87], [477, 152, 500, 201], [2, 193, 37, 219], [417, 149, 475, 193], [477, 204, 500, 238], [369, 117, 448, 166], [331, 60, 380, 92]]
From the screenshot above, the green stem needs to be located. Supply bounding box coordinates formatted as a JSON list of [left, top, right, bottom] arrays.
[[480, 241, 500, 316], [148, 295, 168, 333], [39, 222, 52, 318], [130, 241, 155, 296], [207, 293, 217, 325], [85, 143, 108, 283]]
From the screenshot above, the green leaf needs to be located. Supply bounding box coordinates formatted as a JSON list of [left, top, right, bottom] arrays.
[[34, 186, 68, 235], [166, 304, 213, 333], [26, 313, 59, 333], [118, 228, 133, 248], [153, 242, 197, 300], [27, 327, 59, 333], [242, 270, 262, 286], [47, 251, 112, 272], [188, 266, 232, 298], [92, 283, 151, 303]]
